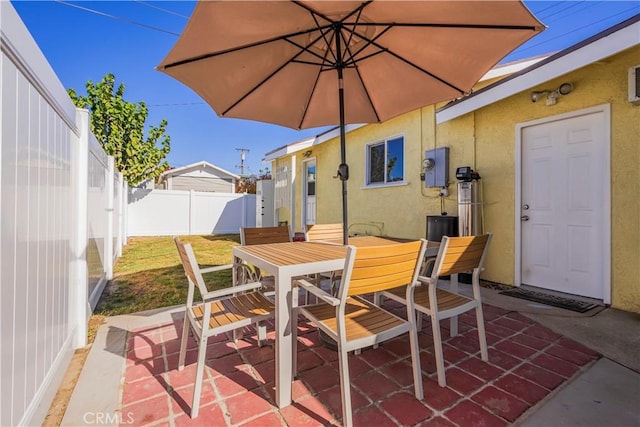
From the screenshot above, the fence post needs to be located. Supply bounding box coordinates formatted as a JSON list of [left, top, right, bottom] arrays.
[[70, 109, 90, 348], [123, 182, 128, 245], [189, 189, 195, 235], [105, 156, 114, 280], [116, 171, 123, 257], [242, 194, 248, 228]]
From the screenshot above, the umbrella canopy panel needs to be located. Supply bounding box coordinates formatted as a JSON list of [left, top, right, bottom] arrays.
[[158, 1, 544, 130]]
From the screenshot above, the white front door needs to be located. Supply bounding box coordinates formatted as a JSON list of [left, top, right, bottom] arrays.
[[520, 108, 608, 299], [303, 159, 316, 225]]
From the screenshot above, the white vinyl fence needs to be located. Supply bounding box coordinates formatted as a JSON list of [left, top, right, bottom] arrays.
[[127, 189, 256, 236], [0, 4, 126, 426]]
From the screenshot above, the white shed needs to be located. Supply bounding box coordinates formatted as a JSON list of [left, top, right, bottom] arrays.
[[159, 161, 239, 193]]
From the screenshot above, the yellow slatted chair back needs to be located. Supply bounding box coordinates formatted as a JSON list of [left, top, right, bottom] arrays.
[[241, 226, 291, 245], [174, 237, 209, 297], [343, 240, 426, 297], [305, 223, 344, 242], [436, 234, 491, 277]]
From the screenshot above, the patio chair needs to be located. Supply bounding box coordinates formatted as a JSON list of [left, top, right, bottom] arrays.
[[239, 225, 292, 282], [173, 236, 274, 418], [239, 225, 311, 305], [294, 240, 428, 426], [377, 234, 492, 387], [304, 222, 345, 242], [304, 223, 345, 293]]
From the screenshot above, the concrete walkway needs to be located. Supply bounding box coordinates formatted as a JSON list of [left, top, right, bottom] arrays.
[[62, 287, 640, 426]]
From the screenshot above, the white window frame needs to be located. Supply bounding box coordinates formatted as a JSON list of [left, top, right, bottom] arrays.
[[364, 134, 406, 187]]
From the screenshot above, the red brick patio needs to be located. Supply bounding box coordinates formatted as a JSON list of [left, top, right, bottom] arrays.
[[121, 302, 600, 426]]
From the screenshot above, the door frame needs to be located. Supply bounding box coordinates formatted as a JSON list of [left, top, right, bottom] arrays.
[[302, 157, 317, 227], [514, 103, 611, 303]]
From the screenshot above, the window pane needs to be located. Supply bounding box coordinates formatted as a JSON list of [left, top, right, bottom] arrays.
[[368, 143, 385, 184], [386, 137, 404, 182]]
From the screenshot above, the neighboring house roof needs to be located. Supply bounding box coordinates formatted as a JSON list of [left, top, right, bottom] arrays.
[[262, 54, 551, 162], [159, 161, 240, 179], [437, 14, 640, 124]]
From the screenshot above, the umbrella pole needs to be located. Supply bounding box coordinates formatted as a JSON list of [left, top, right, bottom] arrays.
[[336, 24, 349, 246], [339, 86, 348, 246]]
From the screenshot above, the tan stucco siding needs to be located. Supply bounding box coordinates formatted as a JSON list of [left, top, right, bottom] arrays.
[[272, 46, 640, 312], [310, 110, 456, 240], [444, 46, 640, 311]]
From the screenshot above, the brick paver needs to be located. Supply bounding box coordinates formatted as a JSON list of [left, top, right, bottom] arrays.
[[119, 304, 600, 426]]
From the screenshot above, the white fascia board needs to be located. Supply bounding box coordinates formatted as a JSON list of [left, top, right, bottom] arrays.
[[263, 138, 315, 162], [480, 55, 552, 81], [263, 124, 366, 162], [437, 20, 640, 124]]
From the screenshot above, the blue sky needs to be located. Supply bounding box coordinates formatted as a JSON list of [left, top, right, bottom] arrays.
[[10, 1, 640, 176]]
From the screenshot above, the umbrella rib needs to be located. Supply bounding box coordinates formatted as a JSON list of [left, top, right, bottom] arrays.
[[221, 27, 334, 118], [342, 24, 466, 94], [353, 22, 541, 31], [339, 30, 381, 123], [283, 25, 336, 67], [340, 24, 393, 68], [161, 25, 332, 69], [297, 60, 324, 129], [308, 9, 338, 65], [291, 0, 373, 28], [297, 25, 339, 129], [342, 6, 366, 60]]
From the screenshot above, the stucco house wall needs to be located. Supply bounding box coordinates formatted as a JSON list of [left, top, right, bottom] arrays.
[[439, 46, 639, 311], [267, 36, 639, 313]]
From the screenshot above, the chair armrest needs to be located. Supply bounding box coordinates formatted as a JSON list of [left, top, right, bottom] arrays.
[[420, 257, 436, 276], [200, 264, 233, 274], [295, 278, 340, 306], [201, 281, 263, 300], [417, 275, 435, 286]]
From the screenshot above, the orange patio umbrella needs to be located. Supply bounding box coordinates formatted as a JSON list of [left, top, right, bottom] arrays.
[[158, 0, 544, 244]]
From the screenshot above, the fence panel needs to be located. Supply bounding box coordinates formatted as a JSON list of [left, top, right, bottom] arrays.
[[86, 135, 108, 305], [1, 3, 78, 425], [0, 4, 126, 425], [127, 189, 256, 236], [128, 189, 191, 235], [191, 191, 256, 234]]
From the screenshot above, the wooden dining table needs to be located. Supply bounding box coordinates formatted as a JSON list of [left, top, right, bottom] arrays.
[[231, 235, 439, 408]]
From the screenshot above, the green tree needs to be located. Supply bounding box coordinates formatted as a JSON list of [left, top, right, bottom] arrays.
[[68, 73, 170, 185], [235, 168, 272, 194]]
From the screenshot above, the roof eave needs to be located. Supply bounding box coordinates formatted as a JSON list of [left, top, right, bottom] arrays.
[[436, 14, 640, 124]]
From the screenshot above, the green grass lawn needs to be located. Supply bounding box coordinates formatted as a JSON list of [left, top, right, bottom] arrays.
[[94, 234, 240, 316]]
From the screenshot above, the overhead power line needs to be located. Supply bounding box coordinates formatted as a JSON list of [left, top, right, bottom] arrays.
[[516, 5, 640, 54], [133, 0, 190, 20], [538, 1, 587, 20], [147, 102, 206, 107], [53, 0, 180, 36]]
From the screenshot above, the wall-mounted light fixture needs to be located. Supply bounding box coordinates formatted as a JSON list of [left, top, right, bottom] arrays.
[[531, 82, 573, 105], [302, 150, 312, 158]]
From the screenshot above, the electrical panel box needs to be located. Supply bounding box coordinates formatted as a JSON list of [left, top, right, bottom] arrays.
[[424, 147, 449, 188]]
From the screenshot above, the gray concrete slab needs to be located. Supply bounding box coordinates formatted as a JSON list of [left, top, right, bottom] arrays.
[[516, 358, 640, 427], [61, 305, 184, 427]]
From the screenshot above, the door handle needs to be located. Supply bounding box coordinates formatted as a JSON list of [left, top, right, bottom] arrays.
[[521, 215, 530, 221]]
